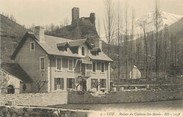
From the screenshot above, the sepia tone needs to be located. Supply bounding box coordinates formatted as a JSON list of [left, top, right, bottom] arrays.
[[0, 0, 183, 117]]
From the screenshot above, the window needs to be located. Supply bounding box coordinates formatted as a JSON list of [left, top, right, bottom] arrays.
[[101, 63, 105, 72], [92, 62, 96, 72], [54, 78, 64, 90], [82, 47, 85, 56], [30, 42, 35, 51], [100, 79, 106, 88], [87, 64, 92, 70], [40, 57, 45, 70], [56, 58, 62, 71], [97, 62, 101, 70], [91, 79, 98, 90], [105, 63, 108, 71], [23, 84, 26, 91], [62, 58, 68, 68], [68, 59, 74, 71], [67, 78, 75, 89]]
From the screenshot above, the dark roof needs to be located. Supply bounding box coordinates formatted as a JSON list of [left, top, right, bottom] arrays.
[[90, 47, 101, 52], [11, 32, 112, 62], [69, 39, 86, 47], [1, 63, 33, 83], [57, 42, 69, 47], [57, 39, 92, 48]]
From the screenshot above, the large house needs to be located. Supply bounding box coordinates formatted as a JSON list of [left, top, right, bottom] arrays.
[[11, 26, 112, 93]]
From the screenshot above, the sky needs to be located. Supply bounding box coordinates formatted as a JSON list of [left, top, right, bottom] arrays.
[[1, 0, 183, 35]]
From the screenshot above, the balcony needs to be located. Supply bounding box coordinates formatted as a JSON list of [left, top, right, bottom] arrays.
[[78, 70, 91, 78]]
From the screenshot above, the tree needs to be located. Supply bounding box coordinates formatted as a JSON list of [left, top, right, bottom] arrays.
[[139, 21, 148, 79], [155, 0, 160, 79], [130, 9, 135, 73], [104, 0, 116, 56], [117, 0, 121, 80], [97, 18, 101, 37], [35, 80, 48, 93], [124, 0, 128, 79], [0, 71, 9, 93]]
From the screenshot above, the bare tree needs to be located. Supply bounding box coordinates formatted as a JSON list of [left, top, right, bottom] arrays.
[[162, 25, 169, 78], [0, 76, 8, 88], [117, 0, 121, 80], [35, 80, 48, 93], [124, 0, 128, 79], [104, 0, 116, 56], [97, 18, 101, 37], [154, 0, 160, 79], [139, 21, 148, 79], [130, 9, 135, 72]]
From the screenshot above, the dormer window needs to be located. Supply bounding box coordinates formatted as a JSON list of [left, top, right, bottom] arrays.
[[57, 42, 68, 51], [82, 47, 85, 56], [30, 42, 35, 51]]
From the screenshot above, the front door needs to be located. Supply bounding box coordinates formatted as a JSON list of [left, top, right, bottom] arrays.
[[7, 85, 15, 94], [81, 64, 85, 75], [81, 79, 87, 91]]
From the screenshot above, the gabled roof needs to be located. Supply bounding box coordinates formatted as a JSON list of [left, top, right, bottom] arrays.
[[11, 32, 112, 62], [11, 32, 35, 59], [88, 52, 112, 62], [69, 39, 93, 48], [69, 39, 87, 47], [57, 42, 69, 47], [90, 47, 101, 52], [1, 63, 33, 83]]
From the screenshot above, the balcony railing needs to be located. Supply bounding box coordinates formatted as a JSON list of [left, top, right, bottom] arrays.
[[80, 70, 91, 78]]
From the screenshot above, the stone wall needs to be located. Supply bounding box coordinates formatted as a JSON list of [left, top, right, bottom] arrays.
[[0, 92, 68, 106], [68, 90, 183, 104], [0, 106, 88, 117]]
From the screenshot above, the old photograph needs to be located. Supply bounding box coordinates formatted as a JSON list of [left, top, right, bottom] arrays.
[[0, 0, 183, 117]]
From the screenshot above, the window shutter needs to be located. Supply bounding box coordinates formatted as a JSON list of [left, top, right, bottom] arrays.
[[54, 78, 57, 90], [61, 78, 64, 90]]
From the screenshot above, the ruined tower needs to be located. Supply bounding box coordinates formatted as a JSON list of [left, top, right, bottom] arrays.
[[72, 7, 79, 25]]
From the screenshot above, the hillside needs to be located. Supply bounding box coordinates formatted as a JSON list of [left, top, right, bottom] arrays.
[[111, 11, 183, 45], [45, 17, 99, 44], [169, 18, 183, 39], [0, 14, 27, 63], [104, 13, 183, 79]]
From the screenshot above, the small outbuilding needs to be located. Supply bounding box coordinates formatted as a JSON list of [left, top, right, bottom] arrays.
[[129, 66, 141, 79], [0, 63, 32, 94]]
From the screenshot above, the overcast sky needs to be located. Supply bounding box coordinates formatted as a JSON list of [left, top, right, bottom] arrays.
[[1, 0, 183, 31]]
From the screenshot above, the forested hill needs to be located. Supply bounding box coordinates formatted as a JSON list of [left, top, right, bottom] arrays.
[[45, 17, 100, 44], [0, 14, 27, 63]]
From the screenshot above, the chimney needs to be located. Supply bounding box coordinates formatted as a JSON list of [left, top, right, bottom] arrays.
[[34, 26, 45, 43], [72, 7, 79, 25], [95, 39, 102, 51], [89, 13, 95, 25]]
